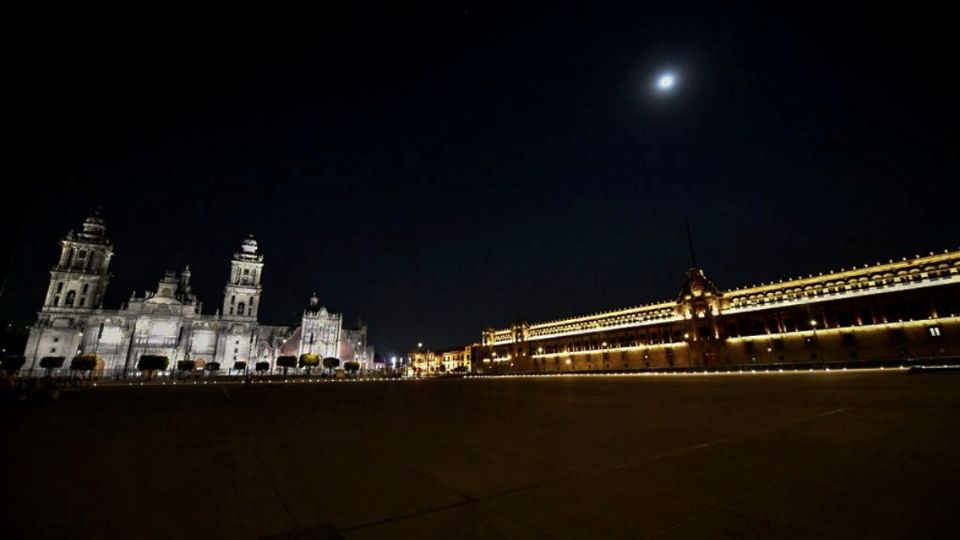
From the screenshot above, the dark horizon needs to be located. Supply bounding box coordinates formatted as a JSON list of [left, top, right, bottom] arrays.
[[4, 3, 958, 357]]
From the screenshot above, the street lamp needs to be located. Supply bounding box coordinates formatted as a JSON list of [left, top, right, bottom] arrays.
[[809, 319, 824, 367], [682, 333, 693, 367]]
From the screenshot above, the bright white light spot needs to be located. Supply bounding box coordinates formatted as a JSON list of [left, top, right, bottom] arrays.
[[657, 73, 676, 90]]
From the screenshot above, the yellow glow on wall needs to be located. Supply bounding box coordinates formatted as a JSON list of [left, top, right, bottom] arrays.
[[725, 316, 959, 342], [532, 341, 689, 359], [483, 249, 960, 345]]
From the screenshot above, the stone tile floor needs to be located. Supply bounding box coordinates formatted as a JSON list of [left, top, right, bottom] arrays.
[[3, 370, 958, 539]]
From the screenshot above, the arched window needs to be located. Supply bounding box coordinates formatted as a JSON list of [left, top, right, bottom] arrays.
[[65, 290, 76, 307], [237, 302, 246, 315]]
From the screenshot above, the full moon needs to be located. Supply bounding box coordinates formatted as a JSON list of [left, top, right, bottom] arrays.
[[657, 73, 676, 91]]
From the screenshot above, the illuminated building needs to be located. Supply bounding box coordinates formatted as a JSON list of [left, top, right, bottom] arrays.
[[410, 344, 475, 376], [21, 212, 372, 376], [294, 293, 343, 360], [339, 323, 374, 370], [477, 249, 960, 373], [409, 350, 438, 375]]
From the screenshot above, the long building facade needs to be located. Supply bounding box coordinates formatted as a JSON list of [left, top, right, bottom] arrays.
[[22, 213, 374, 376], [476, 249, 960, 373]]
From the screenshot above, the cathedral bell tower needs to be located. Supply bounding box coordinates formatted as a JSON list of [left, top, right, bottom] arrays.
[[222, 235, 264, 320], [44, 211, 113, 311]]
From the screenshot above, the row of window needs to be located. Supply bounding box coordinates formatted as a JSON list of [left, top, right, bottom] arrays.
[[730, 266, 957, 308], [233, 267, 259, 285], [60, 247, 107, 272], [726, 292, 958, 338], [228, 295, 256, 316], [498, 292, 958, 356], [52, 291, 87, 308], [740, 326, 944, 351], [510, 319, 948, 358], [51, 282, 95, 308], [504, 329, 689, 357], [527, 309, 676, 339]]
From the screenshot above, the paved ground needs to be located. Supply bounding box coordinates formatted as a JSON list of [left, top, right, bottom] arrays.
[[3, 370, 959, 539]]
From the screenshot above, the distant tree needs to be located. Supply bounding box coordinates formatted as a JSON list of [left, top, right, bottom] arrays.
[[322, 357, 340, 375], [299, 353, 320, 375], [70, 354, 99, 379], [177, 360, 196, 379], [344, 361, 360, 375], [205, 362, 221, 377], [255, 361, 270, 375], [137, 355, 169, 380], [39, 356, 65, 377], [1, 355, 26, 375], [233, 361, 247, 374], [276, 356, 297, 376]]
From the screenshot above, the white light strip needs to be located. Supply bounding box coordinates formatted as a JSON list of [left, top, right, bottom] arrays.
[[466, 366, 924, 379], [724, 274, 960, 315], [532, 341, 688, 359], [527, 303, 676, 330], [488, 273, 959, 344], [726, 316, 958, 342], [491, 315, 685, 344], [727, 254, 959, 297]]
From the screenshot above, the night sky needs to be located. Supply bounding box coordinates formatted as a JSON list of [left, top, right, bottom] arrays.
[[4, 4, 957, 358]]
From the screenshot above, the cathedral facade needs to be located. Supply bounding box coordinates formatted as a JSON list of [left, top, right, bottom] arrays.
[[22, 213, 373, 376]]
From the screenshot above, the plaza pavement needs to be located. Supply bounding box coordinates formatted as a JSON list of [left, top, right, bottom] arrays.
[[2, 369, 958, 539]]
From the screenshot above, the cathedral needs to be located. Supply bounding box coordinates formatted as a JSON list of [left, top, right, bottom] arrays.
[[22, 212, 373, 376]]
